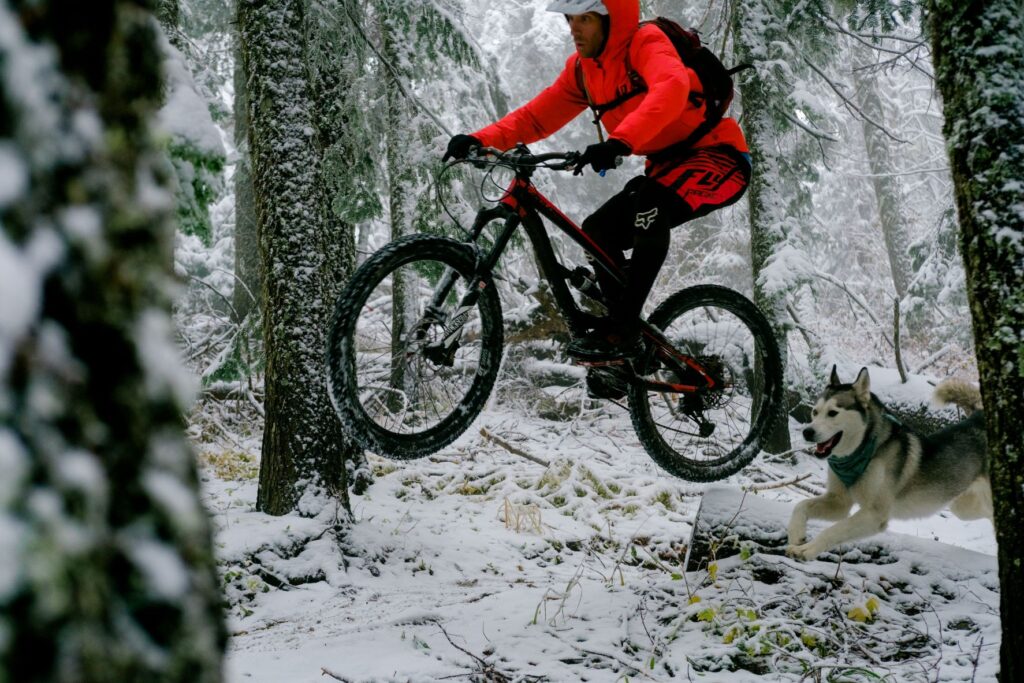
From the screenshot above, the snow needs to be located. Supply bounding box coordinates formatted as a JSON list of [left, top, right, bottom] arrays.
[[0, 228, 61, 380], [135, 308, 199, 406], [143, 469, 205, 536], [124, 537, 191, 601], [55, 450, 107, 499], [209, 391, 998, 682], [0, 143, 26, 207], [157, 36, 225, 158], [0, 232, 39, 376]]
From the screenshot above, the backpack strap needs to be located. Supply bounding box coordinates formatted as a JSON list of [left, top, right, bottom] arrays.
[[575, 55, 647, 142]]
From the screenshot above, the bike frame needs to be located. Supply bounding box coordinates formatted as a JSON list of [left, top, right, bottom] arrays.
[[430, 156, 716, 394]]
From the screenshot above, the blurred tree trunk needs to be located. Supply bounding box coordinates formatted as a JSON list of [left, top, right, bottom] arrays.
[[232, 36, 261, 323], [239, 0, 349, 515], [0, 0, 224, 679], [731, 1, 792, 454], [851, 45, 913, 308], [928, 2, 1024, 678]]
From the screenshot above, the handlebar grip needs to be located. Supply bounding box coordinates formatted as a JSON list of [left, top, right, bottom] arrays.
[[599, 156, 624, 178]]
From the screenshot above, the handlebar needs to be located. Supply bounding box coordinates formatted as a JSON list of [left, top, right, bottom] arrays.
[[466, 145, 583, 172]]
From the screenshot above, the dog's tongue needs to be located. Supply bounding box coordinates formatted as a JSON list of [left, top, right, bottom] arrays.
[[816, 432, 842, 455]]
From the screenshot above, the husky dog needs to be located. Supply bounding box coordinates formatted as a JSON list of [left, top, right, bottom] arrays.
[[787, 366, 991, 561]]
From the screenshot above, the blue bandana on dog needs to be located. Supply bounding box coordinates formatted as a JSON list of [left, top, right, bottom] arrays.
[[827, 414, 902, 487]]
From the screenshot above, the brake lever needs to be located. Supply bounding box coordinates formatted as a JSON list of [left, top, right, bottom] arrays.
[[466, 146, 491, 170]]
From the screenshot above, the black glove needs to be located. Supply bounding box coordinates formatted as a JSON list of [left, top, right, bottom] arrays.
[[442, 134, 482, 162], [574, 139, 631, 175]]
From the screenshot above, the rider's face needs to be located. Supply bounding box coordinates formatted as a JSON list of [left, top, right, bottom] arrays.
[[566, 13, 605, 59]]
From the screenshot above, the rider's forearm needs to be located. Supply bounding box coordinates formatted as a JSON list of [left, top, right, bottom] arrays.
[[472, 58, 587, 151]]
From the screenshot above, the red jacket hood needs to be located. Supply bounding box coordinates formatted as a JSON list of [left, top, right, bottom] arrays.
[[588, 0, 638, 66]]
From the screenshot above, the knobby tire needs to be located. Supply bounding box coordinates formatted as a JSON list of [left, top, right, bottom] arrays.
[[628, 285, 784, 481], [326, 234, 503, 460]]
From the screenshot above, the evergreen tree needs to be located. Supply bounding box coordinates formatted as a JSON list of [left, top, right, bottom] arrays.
[[238, 0, 350, 514], [730, 0, 837, 451], [927, 1, 1024, 676], [0, 0, 225, 679]]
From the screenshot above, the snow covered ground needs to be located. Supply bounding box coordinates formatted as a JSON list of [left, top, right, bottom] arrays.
[[205, 369, 998, 682]]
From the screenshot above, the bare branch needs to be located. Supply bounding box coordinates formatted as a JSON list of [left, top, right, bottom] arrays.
[[798, 52, 910, 144]]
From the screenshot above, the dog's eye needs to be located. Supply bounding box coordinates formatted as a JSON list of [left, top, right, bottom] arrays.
[[827, 410, 838, 417]]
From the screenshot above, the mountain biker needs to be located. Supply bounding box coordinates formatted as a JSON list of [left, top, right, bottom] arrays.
[[443, 0, 751, 372]]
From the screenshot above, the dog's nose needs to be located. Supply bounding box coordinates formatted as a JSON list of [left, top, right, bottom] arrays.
[[802, 427, 816, 442]]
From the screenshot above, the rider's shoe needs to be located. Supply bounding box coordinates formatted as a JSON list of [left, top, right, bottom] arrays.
[[567, 326, 642, 362], [585, 369, 627, 400]]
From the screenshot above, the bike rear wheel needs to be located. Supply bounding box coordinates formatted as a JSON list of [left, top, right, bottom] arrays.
[[326, 234, 503, 459], [628, 285, 783, 481]]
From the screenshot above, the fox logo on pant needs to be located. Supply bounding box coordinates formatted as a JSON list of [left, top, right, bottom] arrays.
[[635, 208, 659, 231]]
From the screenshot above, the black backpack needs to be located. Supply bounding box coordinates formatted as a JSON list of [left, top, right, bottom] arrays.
[[575, 17, 751, 152]]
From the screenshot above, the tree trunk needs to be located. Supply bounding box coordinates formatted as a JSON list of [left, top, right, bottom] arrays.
[[232, 36, 261, 323], [0, 0, 224, 678], [851, 45, 913, 306], [239, 0, 348, 515], [306, 1, 370, 494], [927, 2, 1024, 678], [731, 2, 792, 454], [380, 7, 415, 401]]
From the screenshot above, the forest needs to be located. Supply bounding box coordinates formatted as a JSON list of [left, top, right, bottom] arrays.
[[1, 0, 1022, 680]]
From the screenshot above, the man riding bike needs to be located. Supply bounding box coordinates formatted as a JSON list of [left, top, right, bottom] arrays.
[[444, 0, 751, 383]]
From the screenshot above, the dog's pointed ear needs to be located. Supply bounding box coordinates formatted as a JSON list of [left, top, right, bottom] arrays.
[[853, 367, 871, 404], [829, 365, 842, 387]]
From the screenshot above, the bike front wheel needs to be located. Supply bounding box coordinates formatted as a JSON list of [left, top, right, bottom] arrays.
[[628, 285, 783, 481], [326, 234, 503, 459]]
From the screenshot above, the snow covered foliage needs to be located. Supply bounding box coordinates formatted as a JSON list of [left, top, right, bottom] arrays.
[[0, 1, 224, 680], [158, 33, 226, 247]]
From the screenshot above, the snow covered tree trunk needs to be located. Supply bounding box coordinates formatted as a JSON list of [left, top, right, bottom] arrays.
[[305, 0, 368, 493], [851, 45, 913, 307], [927, 2, 1024, 677], [232, 35, 260, 323], [0, 0, 225, 679], [238, 0, 348, 515], [731, 2, 792, 454]]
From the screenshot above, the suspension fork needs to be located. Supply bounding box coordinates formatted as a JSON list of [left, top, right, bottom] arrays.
[[426, 207, 520, 355], [426, 207, 510, 312]]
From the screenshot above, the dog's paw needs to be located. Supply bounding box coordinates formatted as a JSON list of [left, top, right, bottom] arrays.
[[786, 543, 819, 561]]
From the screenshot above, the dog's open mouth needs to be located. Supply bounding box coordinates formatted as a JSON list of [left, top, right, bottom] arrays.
[[815, 432, 843, 457]]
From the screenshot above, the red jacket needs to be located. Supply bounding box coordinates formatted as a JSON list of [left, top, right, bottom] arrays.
[[472, 0, 747, 156]]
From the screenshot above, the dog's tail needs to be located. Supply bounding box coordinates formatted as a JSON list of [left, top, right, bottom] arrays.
[[934, 379, 983, 413]]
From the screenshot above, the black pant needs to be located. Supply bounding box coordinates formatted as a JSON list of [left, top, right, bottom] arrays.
[[581, 146, 751, 328]]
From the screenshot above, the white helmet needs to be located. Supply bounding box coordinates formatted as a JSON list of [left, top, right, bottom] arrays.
[[545, 0, 608, 15]]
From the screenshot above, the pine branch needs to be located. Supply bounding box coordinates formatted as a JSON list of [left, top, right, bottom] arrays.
[[341, 2, 452, 136]]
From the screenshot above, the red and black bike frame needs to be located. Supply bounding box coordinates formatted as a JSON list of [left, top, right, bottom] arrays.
[[435, 159, 715, 395]]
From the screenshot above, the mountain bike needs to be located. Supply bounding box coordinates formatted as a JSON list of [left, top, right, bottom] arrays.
[[326, 145, 783, 482]]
